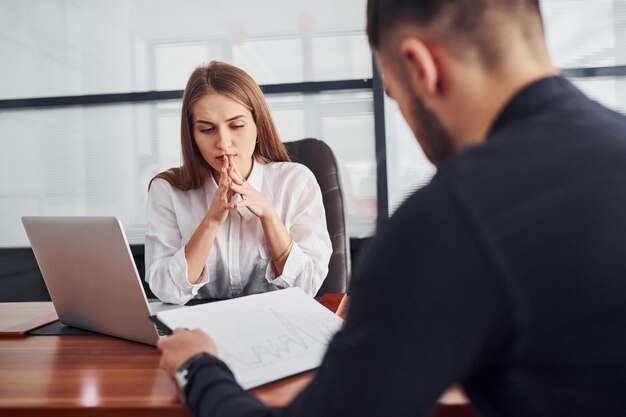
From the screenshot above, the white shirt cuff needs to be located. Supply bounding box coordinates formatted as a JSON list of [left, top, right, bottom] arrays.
[[170, 246, 209, 297], [264, 242, 306, 288]]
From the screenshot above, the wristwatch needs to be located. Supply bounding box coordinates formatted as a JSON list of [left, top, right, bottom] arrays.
[[175, 352, 211, 401]]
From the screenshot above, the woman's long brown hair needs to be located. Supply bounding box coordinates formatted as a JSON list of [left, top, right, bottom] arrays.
[[149, 61, 290, 191]]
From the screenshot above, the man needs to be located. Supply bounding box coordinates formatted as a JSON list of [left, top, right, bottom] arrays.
[[158, 1, 626, 416]]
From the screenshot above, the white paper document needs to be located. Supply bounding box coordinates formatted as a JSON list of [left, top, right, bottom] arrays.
[[155, 287, 343, 389]]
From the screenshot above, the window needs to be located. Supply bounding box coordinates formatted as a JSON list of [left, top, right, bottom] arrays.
[[0, 0, 376, 248], [383, 0, 626, 216], [6, 1, 617, 248]]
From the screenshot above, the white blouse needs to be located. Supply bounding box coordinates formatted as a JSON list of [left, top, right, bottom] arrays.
[[145, 161, 332, 304]]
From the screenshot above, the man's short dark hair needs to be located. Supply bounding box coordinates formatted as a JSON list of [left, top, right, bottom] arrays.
[[367, 0, 543, 66]]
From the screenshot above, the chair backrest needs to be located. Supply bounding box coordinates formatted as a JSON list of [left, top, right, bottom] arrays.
[[283, 138, 351, 295]]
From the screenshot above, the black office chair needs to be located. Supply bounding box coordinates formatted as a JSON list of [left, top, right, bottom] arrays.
[[283, 138, 351, 296]]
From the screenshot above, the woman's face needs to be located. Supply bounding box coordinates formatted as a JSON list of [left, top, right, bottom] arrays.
[[191, 92, 258, 180]]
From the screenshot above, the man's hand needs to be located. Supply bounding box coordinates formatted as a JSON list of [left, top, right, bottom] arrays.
[[157, 328, 218, 379]]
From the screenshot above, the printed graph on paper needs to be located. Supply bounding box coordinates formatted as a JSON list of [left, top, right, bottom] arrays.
[[155, 288, 344, 389]]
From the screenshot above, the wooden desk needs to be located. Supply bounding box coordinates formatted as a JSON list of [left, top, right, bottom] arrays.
[[0, 302, 58, 335], [0, 297, 476, 417]]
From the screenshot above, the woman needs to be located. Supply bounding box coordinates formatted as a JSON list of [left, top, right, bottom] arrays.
[[145, 61, 332, 305]]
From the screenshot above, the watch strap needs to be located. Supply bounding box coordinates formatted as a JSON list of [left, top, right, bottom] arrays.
[[176, 352, 211, 401]]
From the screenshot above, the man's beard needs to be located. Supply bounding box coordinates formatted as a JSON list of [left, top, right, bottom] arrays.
[[408, 93, 456, 165]]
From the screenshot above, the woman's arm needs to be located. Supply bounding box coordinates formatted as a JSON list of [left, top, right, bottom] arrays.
[[269, 171, 332, 295], [184, 159, 232, 284], [145, 179, 205, 305], [183, 219, 220, 284], [260, 210, 293, 276], [228, 160, 332, 295], [226, 155, 293, 275]]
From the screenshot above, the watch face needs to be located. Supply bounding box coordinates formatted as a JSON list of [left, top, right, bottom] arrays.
[[175, 352, 209, 395], [176, 368, 189, 390]]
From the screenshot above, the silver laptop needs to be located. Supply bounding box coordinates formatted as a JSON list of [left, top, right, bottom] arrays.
[[22, 216, 182, 346]]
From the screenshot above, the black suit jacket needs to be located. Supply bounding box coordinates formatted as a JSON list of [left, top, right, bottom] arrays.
[[183, 76, 626, 417]]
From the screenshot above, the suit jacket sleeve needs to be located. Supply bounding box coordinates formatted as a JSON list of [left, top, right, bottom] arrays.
[[183, 178, 515, 417]]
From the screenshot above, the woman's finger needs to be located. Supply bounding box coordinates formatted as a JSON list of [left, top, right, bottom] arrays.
[[228, 167, 245, 185], [229, 181, 246, 194], [228, 155, 238, 172], [219, 179, 231, 202], [228, 155, 245, 184], [231, 199, 251, 210], [218, 165, 228, 187], [228, 166, 245, 185]]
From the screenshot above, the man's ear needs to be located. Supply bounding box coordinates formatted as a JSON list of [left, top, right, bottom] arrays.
[[399, 38, 439, 97]]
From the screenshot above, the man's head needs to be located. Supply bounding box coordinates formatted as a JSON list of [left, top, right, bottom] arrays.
[[367, 0, 555, 164]]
